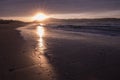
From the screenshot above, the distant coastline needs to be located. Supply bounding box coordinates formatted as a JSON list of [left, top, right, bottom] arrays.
[[1, 18, 120, 23]]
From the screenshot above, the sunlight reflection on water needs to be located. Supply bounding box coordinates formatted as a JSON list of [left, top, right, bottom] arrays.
[[37, 26, 45, 54], [36, 25, 57, 80], [37, 26, 44, 38], [17, 24, 57, 80]]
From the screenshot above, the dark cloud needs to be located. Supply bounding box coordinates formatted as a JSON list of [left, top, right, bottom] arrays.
[[0, 0, 120, 17]]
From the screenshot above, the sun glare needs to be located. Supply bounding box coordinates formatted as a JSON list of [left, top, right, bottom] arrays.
[[33, 13, 48, 21]]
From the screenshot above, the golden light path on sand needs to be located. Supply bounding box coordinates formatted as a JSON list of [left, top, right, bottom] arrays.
[[37, 26, 45, 54], [17, 24, 57, 80], [35, 25, 57, 80]]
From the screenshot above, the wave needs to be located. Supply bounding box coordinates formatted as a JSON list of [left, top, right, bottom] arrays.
[[51, 24, 120, 36]]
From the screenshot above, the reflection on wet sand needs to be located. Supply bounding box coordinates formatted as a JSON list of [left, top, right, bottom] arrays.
[[37, 26, 45, 54], [17, 24, 57, 80], [35, 25, 57, 80]]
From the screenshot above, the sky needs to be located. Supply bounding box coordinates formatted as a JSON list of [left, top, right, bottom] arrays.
[[0, 0, 120, 21]]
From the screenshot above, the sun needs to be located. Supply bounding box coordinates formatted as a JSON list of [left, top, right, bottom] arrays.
[[33, 13, 48, 21]]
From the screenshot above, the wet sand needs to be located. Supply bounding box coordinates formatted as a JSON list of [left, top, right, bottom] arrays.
[[47, 38, 120, 80], [0, 23, 120, 80], [0, 23, 33, 80]]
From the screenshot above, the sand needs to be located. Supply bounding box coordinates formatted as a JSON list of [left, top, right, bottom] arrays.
[[0, 23, 120, 80]]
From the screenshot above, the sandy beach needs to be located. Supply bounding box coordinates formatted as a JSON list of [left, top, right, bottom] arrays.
[[0, 23, 120, 80], [1, 0, 120, 79]]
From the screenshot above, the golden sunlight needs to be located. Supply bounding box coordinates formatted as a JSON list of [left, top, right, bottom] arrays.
[[37, 26, 44, 38], [37, 25, 45, 54], [33, 13, 48, 21]]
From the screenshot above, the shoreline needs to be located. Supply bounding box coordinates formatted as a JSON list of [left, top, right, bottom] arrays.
[[0, 23, 29, 80], [0, 23, 120, 80]]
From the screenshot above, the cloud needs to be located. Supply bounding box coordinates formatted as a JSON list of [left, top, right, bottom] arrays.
[[0, 0, 120, 17]]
